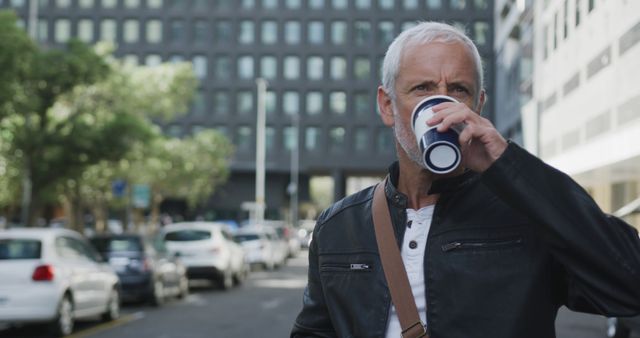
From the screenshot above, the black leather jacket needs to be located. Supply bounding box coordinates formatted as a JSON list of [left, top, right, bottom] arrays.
[[291, 142, 640, 338]]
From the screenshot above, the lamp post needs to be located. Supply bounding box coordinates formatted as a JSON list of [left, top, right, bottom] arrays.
[[288, 112, 300, 229], [255, 78, 267, 225]]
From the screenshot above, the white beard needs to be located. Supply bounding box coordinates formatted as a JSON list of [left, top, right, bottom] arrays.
[[393, 105, 427, 169]]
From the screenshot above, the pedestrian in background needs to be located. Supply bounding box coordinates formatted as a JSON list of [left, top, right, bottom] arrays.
[[290, 21, 640, 338]]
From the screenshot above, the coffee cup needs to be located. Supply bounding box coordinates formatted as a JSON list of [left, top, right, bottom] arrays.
[[411, 95, 462, 174]]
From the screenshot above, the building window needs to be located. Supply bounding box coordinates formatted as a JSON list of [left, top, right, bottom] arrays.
[[194, 20, 208, 44], [237, 90, 254, 115], [305, 127, 320, 151], [473, 21, 489, 46], [263, 0, 278, 9], [146, 54, 161, 66], [283, 91, 300, 115], [239, 21, 255, 45], [284, 56, 300, 80], [403, 0, 418, 9], [193, 0, 208, 9], [78, 19, 94, 43], [100, 19, 116, 42], [102, 0, 117, 8], [378, 21, 394, 46], [355, 0, 371, 9], [192, 91, 206, 116], [474, 0, 488, 10], [79, 0, 94, 8], [309, 0, 324, 9], [214, 91, 230, 115], [170, 20, 185, 43], [425, 0, 442, 9], [354, 21, 371, 46], [354, 57, 370, 80], [170, 54, 184, 63], [236, 126, 252, 152], [306, 91, 323, 115], [123, 20, 139, 43], [285, 21, 301, 45], [330, 56, 347, 80], [355, 127, 369, 152], [450, 0, 466, 10], [377, 128, 394, 152], [265, 126, 275, 153], [193, 55, 207, 79], [215, 126, 229, 138], [148, 0, 163, 8], [331, 21, 347, 45], [265, 90, 276, 115], [329, 127, 345, 153], [308, 21, 324, 45], [285, 0, 301, 9], [215, 0, 233, 9], [214, 55, 232, 80], [260, 56, 277, 80], [332, 0, 347, 9], [378, 0, 393, 9], [146, 20, 162, 43], [261, 21, 278, 45], [238, 56, 255, 80], [54, 19, 70, 43], [123, 54, 139, 66], [241, 0, 255, 9], [284, 127, 296, 150], [330, 91, 347, 115], [354, 92, 370, 116], [307, 56, 324, 80], [167, 125, 183, 138], [55, 0, 70, 8], [37, 20, 48, 42], [124, 0, 140, 8], [215, 21, 232, 44]]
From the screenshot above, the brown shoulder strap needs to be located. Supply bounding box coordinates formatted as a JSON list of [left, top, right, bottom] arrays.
[[373, 177, 428, 338]]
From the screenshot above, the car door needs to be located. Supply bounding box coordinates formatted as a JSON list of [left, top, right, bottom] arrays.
[[55, 236, 95, 314], [152, 238, 179, 288]]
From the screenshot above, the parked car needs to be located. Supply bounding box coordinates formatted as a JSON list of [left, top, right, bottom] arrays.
[[272, 224, 301, 258], [161, 222, 247, 289], [234, 225, 288, 270], [607, 316, 640, 338], [0, 228, 120, 337], [90, 233, 188, 306]]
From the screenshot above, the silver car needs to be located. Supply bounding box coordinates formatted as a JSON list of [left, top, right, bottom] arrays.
[[0, 228, 121, 337]]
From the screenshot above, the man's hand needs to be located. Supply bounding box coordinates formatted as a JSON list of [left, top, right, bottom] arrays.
[[428, 102, 508, 173]]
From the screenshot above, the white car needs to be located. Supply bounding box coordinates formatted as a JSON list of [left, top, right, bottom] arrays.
[[161, 222, 247, 289], [234, 226, 288, 270], [0, 228, 121, 337]]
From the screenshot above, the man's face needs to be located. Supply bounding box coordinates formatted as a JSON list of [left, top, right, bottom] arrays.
[[378, 40, 485, 168]]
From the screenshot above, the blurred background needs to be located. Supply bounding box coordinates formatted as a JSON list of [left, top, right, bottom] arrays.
[[0, 0, 639, 337]]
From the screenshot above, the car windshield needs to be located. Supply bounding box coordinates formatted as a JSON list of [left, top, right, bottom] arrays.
[[0, 239, 42, 260], [90, 237, 143, 253], [234, 234, 260, 242], [164, 230, 212, 242]]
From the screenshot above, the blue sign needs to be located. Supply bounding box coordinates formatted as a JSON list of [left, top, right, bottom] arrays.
[[112, 180, 127, 198]]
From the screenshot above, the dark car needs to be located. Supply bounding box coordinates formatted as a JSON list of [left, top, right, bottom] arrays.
[[90, 234, 189, 306], [607, 316, 640, 338]]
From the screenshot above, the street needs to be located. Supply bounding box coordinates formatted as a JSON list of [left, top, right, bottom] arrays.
[[1, 251, 636, 338]]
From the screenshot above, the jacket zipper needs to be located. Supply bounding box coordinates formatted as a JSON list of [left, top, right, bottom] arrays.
[[441, 237, 523, 252], [319, 263, 372, 272]]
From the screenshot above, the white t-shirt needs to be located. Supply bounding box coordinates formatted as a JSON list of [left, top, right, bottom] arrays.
[[384, 205, 434, 338]]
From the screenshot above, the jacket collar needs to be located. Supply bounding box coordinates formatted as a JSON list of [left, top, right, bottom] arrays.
[[384, 161, 478, 208]]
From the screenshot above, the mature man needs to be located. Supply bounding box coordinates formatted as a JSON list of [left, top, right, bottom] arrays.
[[290, 21, 640, 338]]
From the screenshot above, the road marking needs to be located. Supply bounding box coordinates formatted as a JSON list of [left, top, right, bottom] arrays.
[[261, 298, 284, 310], [67, 312, 144, 338]]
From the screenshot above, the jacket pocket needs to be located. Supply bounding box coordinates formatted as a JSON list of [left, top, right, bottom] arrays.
[[319, 262, 373, 273], [441, 237, 524, 252]]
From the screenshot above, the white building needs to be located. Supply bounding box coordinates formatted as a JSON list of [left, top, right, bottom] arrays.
[[531, 0, 640, 227]]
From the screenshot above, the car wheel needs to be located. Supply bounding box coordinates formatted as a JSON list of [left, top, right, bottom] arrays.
[[50, 294, 74, 337], [150, 279, 165, 306], [101, 289, 120, 322], [219, 269, 233, 290], [607, 318, 631, 338], [177, 276, 189, 299]]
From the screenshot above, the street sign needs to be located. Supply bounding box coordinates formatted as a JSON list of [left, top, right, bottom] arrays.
[[132, 184, 150, 209], [112, 179, 127, 198]]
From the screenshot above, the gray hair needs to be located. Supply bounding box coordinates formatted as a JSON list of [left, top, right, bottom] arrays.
[[381, 21, 484, 101]]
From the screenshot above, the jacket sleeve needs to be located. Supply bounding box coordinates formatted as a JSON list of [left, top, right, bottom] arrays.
[[290, 220, 337, 338], [482, 141, 640, 316]]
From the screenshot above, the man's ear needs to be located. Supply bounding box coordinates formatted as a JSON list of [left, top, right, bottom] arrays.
[[476, 90, 487, 115], [377, 86, 395, 127]]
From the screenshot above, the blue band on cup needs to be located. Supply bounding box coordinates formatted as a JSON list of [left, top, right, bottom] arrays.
[[420, 129, 461, 173]]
